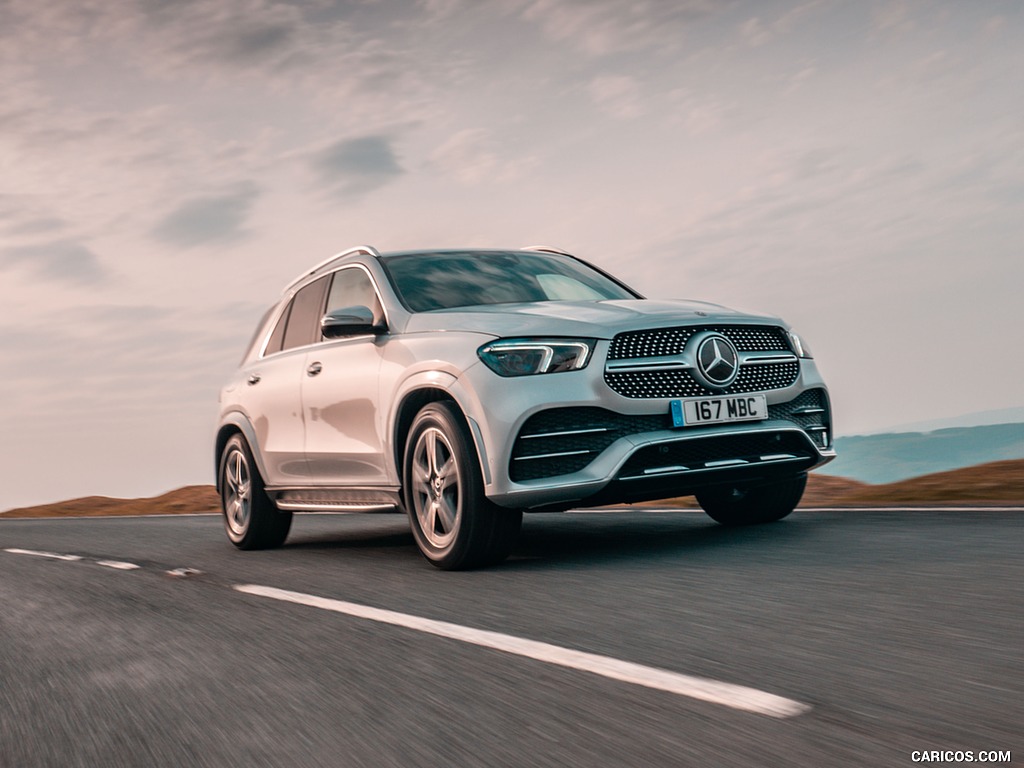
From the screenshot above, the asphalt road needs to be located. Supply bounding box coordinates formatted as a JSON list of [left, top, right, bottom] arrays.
[[1, 509, 1020, 768]]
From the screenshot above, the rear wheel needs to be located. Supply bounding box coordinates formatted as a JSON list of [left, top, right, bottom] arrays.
[[696, 473, 807, 526], [403, 402, 521, 570], [219, 434, 292, 549]]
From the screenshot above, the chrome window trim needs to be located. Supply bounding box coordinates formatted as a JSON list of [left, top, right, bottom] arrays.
[[257, 262, 391, 361], [282, 244, 382, 294]]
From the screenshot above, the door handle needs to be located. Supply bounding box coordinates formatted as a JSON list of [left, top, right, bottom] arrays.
[[307, 362, 323, 377], [247, 374, 261, 385]]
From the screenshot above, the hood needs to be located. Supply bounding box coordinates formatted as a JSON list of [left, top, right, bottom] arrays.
[[401, 299, 786, 338]]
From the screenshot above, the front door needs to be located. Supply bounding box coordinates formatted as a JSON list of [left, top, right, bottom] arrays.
[[302, 266, 389, 485]]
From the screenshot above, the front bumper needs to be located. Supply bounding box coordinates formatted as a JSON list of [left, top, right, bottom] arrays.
[[452, 341, 835, 510]]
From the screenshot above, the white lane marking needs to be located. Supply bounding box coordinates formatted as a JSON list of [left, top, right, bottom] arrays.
[[235, 584, 810, 719], [96, 560, 141, 570], [4, 548, 83, 561]]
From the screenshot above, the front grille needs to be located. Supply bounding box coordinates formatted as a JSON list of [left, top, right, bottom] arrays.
[[617, 431, 816, 480], [605, 324, 798, 399], [608, 325, 790, 360]]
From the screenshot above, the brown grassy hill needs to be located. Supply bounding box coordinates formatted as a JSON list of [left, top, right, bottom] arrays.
[[823, 459, 1024, 506], [2, 485, 220, 518], [2, 460, 1021, 518]]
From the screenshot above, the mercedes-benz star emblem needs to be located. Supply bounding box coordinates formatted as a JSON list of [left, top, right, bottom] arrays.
[[695, 334, 739, 388]]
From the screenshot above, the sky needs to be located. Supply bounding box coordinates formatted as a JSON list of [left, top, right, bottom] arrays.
[[1, 0, 1022, 509]]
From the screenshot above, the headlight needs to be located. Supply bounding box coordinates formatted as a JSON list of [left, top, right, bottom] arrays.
[[787, 331, 813, 359], [478, 338, 595, 376]]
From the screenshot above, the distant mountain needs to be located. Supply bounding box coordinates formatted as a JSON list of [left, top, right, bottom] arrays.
[[863, 406, 1024, 436], [821, 423, 1024, 484]]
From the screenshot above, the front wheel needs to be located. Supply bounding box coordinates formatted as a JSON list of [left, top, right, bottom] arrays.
[[219, 434, 292, 549], [403, 401, 521, 570], [696, 473, 807, 526]]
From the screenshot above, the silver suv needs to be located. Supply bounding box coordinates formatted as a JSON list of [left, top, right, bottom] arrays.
[[216, 246, 834, 569]]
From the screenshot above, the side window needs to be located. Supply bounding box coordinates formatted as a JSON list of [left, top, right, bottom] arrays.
[[325, 267, 384, 326], [281, 276, 329, 351], [263, 302, 292, 357]]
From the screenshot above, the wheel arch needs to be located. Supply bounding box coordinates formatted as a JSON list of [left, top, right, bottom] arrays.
[[214, 414, 268, 493], [392, 384, 492, 481], [392, 387, 457, 481]]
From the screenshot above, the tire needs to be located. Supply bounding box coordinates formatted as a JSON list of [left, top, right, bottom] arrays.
[[696, 473, 807, 526], [403, 401, 522, 570], [219, 434, 292, 549]]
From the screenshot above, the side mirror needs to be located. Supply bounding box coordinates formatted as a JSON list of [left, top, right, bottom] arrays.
[[320, 306, 384, 339]]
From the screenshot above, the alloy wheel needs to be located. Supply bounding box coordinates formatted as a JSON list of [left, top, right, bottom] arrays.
[[223, 447, 252, 537], [410, 427, 461, 549]]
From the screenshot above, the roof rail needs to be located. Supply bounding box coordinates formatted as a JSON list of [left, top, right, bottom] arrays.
[[283, 245, 383, 294], [520, 245, 574, 257]]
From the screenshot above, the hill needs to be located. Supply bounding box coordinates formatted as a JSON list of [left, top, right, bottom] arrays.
[[1, 485, 221, 518], [3, 461, 1021, 518], [815, 459, 1024, 507], [822, 423, 1024, 484]]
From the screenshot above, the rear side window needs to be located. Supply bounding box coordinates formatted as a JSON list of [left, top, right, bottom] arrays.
[[263, 302, 292, 357], [281, 276, 329, 351]]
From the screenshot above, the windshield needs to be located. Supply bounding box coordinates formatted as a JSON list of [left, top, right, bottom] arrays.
[[380, 251, 639, 312]]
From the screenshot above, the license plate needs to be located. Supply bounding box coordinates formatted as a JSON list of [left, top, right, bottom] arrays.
[[670, 394, 768, 427]]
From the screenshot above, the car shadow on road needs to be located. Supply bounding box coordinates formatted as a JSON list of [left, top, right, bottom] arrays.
[[502, 510, 817, 570], [282, 515, 415, 552]]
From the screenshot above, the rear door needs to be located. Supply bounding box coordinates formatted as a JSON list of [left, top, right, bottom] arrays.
[[243, 276, 328, 485]]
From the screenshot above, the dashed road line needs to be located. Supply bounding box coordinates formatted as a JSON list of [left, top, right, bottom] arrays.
[[6, 548, 143, 571], [167, 567, 202, 578], [96, 560, 141, 570], [4, 548, 83, 561], [235, 583, 811, 719]]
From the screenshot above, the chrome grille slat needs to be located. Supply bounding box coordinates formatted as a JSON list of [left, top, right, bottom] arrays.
[[521, 427, 611, 440], [513, 449, 594, 462]]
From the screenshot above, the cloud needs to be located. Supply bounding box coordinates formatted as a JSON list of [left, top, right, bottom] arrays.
[[738, 4, 822, 48], [310, 135, 404, 198], [151, 182, 260, 247], [739, 17, 772, 47], [5, 216, 67, 235], [0, 239, 105, 283], [0, 196, 68, 235], [515, 0, 715, 56], [150, 1, 310, 72], [588, 75, 645, 120]]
